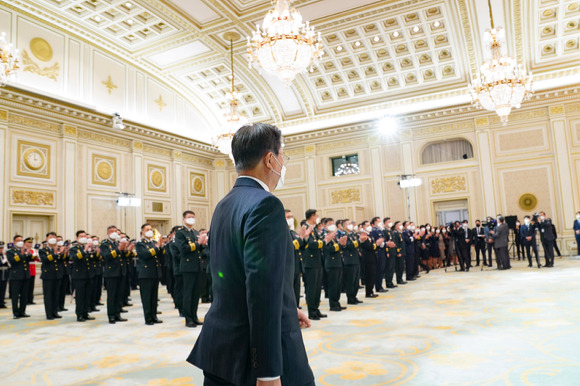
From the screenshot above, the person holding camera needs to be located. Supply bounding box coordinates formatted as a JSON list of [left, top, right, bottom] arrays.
[[537, 212, 555, 267], [6, 235, 34, 319], [483, 217, 496, 267]]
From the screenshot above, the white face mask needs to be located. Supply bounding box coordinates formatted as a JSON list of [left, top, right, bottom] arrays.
[[365, 226, 373, 233], [78, 237, 88, 245], [57, 241, 64, 247], [442, 229, 447, 234], [576, 214, 580, 220], [436, 230, 440, 234], [346, 224, 354, 231], [516, 222, 520, 226], [109, 232, 119, 240], [426, 226, 431, 231], [540, 216, 545, 221], [411, 225, 416, 231], [387, 222, 393, 228], [120, 238, 128, 243], [524, 219, 531, 225], [379, 223, 385, 230], [185, 218, 196, 226], [271, 155, 286, 191], [315, 217, 321, 225], [286, 218, 295, 231], [398, 225, 403, 231], [327, 224, 337, 233], [144, 230, 154, 239], [47, 238, 57, 245], [92, 240, 99, 246], [15, 241, 24, 248]]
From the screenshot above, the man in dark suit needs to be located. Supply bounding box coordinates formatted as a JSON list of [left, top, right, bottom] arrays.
[[6, 235, 33, 319], [574, 212, 580, 256], [457, 220, 472, 271], [175, 210, 207, 328], [492, 216, 510, 270], [188, 123, 314, 386], [538, 212, 555, 267], [136, 223, 163, 325], [472, 220, 486, 266], [521, 216, 540, 268]]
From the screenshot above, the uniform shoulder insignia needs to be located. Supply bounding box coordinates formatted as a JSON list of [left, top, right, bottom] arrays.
[[292, 239, 300, 250]]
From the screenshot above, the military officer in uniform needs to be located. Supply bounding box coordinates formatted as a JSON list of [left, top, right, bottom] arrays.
[[285, 210, 304, 308], [302, 209, 326, 321], [393, 222, 407, 285], [169, 227, 184, 317], [359, 221, 380, 298], [369, 217, 387, 293], [100, 226, 128, 324], [0, 241, 8, 309], [91, 236, 104, 308], [343, 219, 362, 305], [323, 219, 347, 312], [537, 212, 555, 267], [38, 232, 65, 320], [136, 224, 163, 325], [69, 231, 94, 322], [175, 210, 208, 328], [383, 218, 399, 289], [119, 233, 133, 308], [6, 235, 33, 319]]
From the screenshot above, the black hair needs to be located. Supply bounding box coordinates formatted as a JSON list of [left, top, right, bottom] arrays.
[[76, 230, 87, 238], [170, 226, 182, 234], [371, 217, 380, 226], [284, 209, 291, 214], [13, 234, 22, 241], [46, 232, 57, 237], [107, 225, 117, 232], [141, 223, 151, 230], [231, 123, 282, 173], [383, 217, 391, 223], [305, 209, 317, 220], [183, 210, 195, 218]]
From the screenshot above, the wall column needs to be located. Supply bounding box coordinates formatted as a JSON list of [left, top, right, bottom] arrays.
[[550, 106, 575, 230], [370, 146, 385, 216], [132, 142, 144, 236], [214, 159, 228, 204], [305, 145, 317, 209], [475, 120, 497, 216]]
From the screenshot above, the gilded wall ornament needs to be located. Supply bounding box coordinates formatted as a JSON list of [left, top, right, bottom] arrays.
[[30, 37, 53, 62], [190, 172, 206, 197], [430, 176, 467, 194], [147, 165, 167, 192], [92, 154, 117, 186], [17, 141, 50, 178], [12, 190, 55, 206], [154, 95, 167, 111], [519, 193, 538, 211], [21, 50, 59, 82], [331, 188, 361, 205], [102, 75, 118, 95]]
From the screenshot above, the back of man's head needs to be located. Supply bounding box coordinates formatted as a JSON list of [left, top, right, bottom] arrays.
[[232, 123, 282, 173]]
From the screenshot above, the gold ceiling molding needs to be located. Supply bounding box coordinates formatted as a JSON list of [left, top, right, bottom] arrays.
[[549, 106, 565, 116], [489, 108, 548, 125], [316, 138, 368, 152], [173, 150, 182, 159], [430, 176, 467, 195], [565, 103, 580, 114], [513, 0, 523, 64], [133, 141, 144, 151], [284, 147, 305, 157], [0, 109, 7, 120], [455, 0, 477, 75], [64, 126, 77, 136], [182, 153, 213, 167], [78, 130, 131, 149], [143, 144, 172, 157], [331, 188, 361, 205], [8, 113, 60, 133], [214, 160, 226, 167], [475, 118, 489, 127], [11, 188, 55, 207], [412, 120, 474, 138]]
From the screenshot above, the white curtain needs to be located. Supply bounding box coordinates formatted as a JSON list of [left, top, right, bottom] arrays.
[[422, 139, 474, 165]]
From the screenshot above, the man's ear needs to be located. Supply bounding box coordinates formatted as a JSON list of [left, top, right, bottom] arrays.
[[263, 151, 273, 169]]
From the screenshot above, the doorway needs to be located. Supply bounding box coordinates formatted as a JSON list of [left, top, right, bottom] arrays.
[[146, 219, 170, 237], [434, 200, 469, 226], [12, 214, 55, 244]]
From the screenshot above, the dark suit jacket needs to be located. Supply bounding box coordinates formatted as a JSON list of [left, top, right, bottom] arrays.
[[175, 227, 204, 272], [188, 178, 314, 385], [539, 220, 556, 242], [39, 246, 63, 280], [100, 239, 122, 278], [69, 244, 90, 280], [135, 239, 161, 279], [6, 249, 32, 280], [493, 223, 509, 248]]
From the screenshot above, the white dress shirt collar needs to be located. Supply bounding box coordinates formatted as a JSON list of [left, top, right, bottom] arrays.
[[238, 176, 270, 192]]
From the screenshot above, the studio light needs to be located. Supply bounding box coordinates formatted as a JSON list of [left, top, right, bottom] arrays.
[[377, 116, 399, 137], [399, 177, 422, 188], [117, 193, 141, 207]]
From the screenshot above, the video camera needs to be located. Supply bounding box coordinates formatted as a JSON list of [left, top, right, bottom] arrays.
[[482, 217, 497, 229]]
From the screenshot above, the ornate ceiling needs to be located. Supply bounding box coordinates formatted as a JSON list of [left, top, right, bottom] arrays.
[[4, 0, 580, 142]]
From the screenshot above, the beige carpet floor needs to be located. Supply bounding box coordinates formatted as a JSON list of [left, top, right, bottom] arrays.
[[1, 258, 579, 385]]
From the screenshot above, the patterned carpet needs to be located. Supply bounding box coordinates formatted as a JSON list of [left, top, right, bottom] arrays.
[[1, 258, 579, 385]]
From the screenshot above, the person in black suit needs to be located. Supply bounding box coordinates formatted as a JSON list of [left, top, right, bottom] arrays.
[[550, 223, 562, 258], [0, 242, 8, 309], [136, 224, 163, 325], [100, 226, 128, 324], [285, 210, 305, 309], [188, 123, 314, 386], [6, 235, 33, 319], [342, 219, 362, 304], [175, 210, 208, 328], [492, 216, 510, 270], [520, 216, 540, 268], [472, 220, 486, 266], [38, 232, 65, 320], [456, 221, 472, 271], [538, 212, 555, 267], [514, 220, 523, 260]]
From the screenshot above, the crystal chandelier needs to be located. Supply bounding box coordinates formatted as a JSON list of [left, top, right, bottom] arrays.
[[0, 32, 20, 86], [247, 0, 324, 84], [214, 32, 248, 161], [469, 0, 532, 125], [335, 159, 360, 177]]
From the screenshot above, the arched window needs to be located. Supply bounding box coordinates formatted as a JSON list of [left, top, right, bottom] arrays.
[[421, 138, 474, 165]]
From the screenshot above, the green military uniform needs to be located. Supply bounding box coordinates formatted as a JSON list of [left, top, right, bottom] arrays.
[[393, 230, 406, 284], [383, 228, 398, 288], [343, 232, 361, 304], [302, 230, 324, 319], [136, 238, 161, 324], [169, 241, 184, 315], [38, 245, 64, 319], [323, 238, 344, 311], [69, 242, 91, 321], [175, 226, 205, 326], [6, 246, 33, 318]]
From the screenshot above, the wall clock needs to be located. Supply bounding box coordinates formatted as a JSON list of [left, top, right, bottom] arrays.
[[23, 148, 46, 171]]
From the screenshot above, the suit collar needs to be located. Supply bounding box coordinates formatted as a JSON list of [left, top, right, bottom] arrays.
[[234, 176, 269, 191]]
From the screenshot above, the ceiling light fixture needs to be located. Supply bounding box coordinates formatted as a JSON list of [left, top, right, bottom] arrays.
[[0, 32, 19, 87], [469, 0, 533, 125], [126, 19, 133, 25], [94, 15, 102, 22], [413, 26, 420, 32], [335, 156, 360, 177], [374, 36, 380, 42], [125, 2, 133, 8], [247, 0, 324, 84], [355, 41, 361, 47], [214, 32, 248, 161], [434, 21, 441, 27], [393, 31, 400, 37], [336, 45, 343, 51]]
